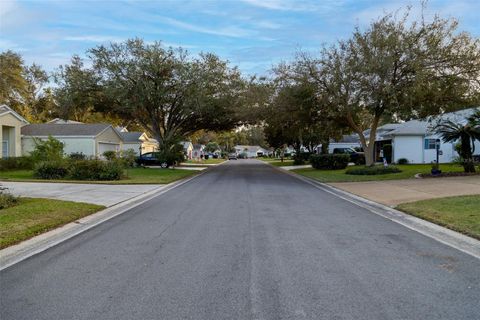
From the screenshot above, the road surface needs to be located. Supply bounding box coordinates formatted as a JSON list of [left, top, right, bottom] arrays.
[[1, 160, 479, 319]]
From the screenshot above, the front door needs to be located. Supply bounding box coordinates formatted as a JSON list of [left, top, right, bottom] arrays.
[[2, 140, 8, 158]]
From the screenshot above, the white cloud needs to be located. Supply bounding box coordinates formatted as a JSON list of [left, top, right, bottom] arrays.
[[157, 16, 253, 38]]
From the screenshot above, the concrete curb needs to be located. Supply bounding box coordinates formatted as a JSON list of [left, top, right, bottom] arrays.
[[0, 170, 208, 271], [272, 164, 480, 260]]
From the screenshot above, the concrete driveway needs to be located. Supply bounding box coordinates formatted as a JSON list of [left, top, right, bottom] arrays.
[[0, 181, 164, 206], [330, 175, 480, 206]]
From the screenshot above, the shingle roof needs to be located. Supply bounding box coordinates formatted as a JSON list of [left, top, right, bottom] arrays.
[[47, 118, 83, 124], [119, 131, 143, 142], [21, 123, 111, 136]]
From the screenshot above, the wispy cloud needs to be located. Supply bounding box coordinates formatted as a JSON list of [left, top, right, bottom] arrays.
[[157, 16, 253, 38], [63, 35, 125, 42]]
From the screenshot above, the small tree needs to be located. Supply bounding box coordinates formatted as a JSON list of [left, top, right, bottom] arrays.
[[435, 112, 480, 172], [30, 136, 64, 162]]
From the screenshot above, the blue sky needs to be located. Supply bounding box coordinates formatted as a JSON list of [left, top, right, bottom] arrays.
[[1, 0, 480, 76]]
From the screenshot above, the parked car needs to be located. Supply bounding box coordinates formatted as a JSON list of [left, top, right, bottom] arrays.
[[332, 147, 365, 164], [136, 152, 174, 168], [228, 153, 238, 160]]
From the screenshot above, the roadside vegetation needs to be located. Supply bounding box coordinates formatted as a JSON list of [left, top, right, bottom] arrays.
[[396, 195, 480, 239], [293, 164, 465, 183], [0, 197, 104, 248], [183, 158, 226, 165]]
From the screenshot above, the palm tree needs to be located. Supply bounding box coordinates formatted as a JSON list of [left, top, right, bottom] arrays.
[[435, 110, 480, 173]]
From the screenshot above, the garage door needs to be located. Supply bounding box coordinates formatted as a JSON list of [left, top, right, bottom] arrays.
[[98, 142, 119, 156]]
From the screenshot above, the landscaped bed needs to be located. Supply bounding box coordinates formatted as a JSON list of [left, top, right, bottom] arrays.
[[292, 164, 465, 182], [0, 167, 198, 184], [0, 197, 104, 248], [396, 195, 480, 239]]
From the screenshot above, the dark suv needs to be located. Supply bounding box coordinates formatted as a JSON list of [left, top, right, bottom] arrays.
[[333, 148, 365, 164], [135, 152, 174, 168]]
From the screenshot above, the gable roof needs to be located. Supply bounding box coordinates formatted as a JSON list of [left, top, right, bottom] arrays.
[[119, 131, 143, 143], [21, 123, 112, 137], [0, 104, 29, 124], [47, 118, 83, 124]]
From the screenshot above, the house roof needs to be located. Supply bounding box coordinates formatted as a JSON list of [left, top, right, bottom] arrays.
[[21, 123, 112, 137], [47, 118, 83, 124], [119, 131, 143, 142], [382, 107, 479, 137], [0, 104, 29, 124]]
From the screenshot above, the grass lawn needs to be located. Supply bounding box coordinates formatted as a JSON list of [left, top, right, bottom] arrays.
[[0, 167, 197, 184], [0, 198, 104, 248], [292, 164, 465, 183], [396, 195, 480, 239], [260, 158, 296, 166], [183, 158, 225, 164]]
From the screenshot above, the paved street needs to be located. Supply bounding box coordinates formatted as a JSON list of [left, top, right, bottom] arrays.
[[1, 160, 479, 320]]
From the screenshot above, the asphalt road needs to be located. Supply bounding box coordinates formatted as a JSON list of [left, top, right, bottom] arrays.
[[1, 160, 479, 320]]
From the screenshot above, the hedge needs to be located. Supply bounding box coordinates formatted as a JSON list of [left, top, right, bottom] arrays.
[[0, 156, 35, 170], [310, 154, 350, 170], [33, 161, 69, 179], [68, 160, 124, 181]]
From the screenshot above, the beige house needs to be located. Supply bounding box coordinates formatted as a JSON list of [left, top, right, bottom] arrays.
[[21, 123, 123, 158], [0, 105, 29, 158], [118, 131, 158, 155]]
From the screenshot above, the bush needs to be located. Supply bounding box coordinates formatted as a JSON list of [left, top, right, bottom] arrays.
[[68, 152, 87, 160], [397, 158, 409, 165], [294, 152, 311, 165], [345, 165, 402, 175], [30, 136, 64, 162], [68, 159, 124, 181], [0, 156, 35, 170], [310, 154, 350, 170], [102, 150, 117, 161], [33, 161, 69, 179], [0, 187, 18, 209], [119, 149, 137, 168]]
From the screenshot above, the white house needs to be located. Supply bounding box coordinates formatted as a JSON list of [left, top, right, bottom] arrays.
[[375, 108, 480, 164], [181, 141, 194, 159], [21, 123, 124, 158], [118, 131, 158, 155]]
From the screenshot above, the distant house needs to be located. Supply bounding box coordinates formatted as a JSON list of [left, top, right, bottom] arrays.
[[47, 118, 83, 124], [21, 123, 123, 158], [181, 141, 193, 159], [118, 131, 158, 155], [234, 145, 269, 158], [374, 107, 480, 164], [192, 144, 205, 159], [0, 105, 29, 158]]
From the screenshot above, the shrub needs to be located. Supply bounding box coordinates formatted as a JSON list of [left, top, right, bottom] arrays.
[[294, 152, 311, 165], [0, 187, 18, 209], [310, 154, 350, 170], [345, 165, 402, 175], [33, 161, 69, 179], [102, 150, 117, 161], [118, 149, 137, 168], [0, 156, 35, 170], [30, 136, 64, 162], [68, 152, 87, 160], [68, 159, 124, 181], [397, 158, 409, 165]]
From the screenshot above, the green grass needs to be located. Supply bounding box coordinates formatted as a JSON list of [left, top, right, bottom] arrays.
[[0, 198, 104, 248], [396, 195, 480, 239], [0, 167, 197, 184], [293, 164, 465, 183], [259, 158, 297, 166]]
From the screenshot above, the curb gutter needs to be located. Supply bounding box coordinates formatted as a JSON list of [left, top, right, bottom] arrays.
[[273, 164, 480, 260], [0, 170, 207, 271]]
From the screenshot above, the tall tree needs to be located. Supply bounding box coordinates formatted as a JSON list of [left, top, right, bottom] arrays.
[[298, 9, 480, 165], [89, 39, 245, 152]]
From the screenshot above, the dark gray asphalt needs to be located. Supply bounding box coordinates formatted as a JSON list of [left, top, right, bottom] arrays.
[[1, 160, 479, 320]]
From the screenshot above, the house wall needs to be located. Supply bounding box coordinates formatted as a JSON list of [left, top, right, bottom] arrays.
[[0, 113, 24, 158], [392, 136, 424, 164], [122, 142, 141, 155], [22, 136, 96, 157]]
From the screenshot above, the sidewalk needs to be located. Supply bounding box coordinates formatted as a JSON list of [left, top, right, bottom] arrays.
[[330, 176, 480, 206], [0, 182, 164, 206]]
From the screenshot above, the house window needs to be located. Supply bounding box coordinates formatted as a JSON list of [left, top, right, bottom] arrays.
[[424, 139, 437, 150]]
